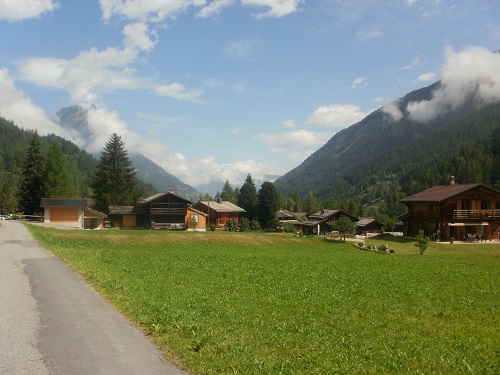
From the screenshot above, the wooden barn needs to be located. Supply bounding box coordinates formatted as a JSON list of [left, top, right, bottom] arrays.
[[108, 190, 193, 229], [299, 209, 358, 236]]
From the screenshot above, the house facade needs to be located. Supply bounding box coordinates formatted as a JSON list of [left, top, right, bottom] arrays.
[[109, 190, 193, 229], [299, 209, 359, 236], [400, 182, 500, 241], [355, 218, 384, 235], [192, 200, 245, 229], [40, 198, 106, 229]]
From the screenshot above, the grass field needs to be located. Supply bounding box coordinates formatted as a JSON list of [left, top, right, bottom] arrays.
[[28, 226, 499, 374]]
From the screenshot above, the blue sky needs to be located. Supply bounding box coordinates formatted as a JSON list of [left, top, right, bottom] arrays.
[[0, 0, 499, 190]]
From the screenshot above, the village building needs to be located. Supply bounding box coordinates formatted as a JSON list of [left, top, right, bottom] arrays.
[[355, 218, 384, 236], [108, 190, 193, 230], [40, 198, 106, 229], [298, 209, 358, 236], [400, 178, 500, 241], [276, 209, 307, 229], [192, 200, 245, 229]]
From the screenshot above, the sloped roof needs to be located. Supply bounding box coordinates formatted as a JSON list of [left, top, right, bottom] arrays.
[[83, 207, 107, 218], [400, 183, 489, 203], [356, 218, 382, 227], [40, 198, 88, 207], [141, 191, 193, 204], [187, 206, 208, 216], [197, 201, 246, 213]]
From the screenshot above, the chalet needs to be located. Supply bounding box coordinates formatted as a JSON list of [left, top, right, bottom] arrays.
[[108, 190, 193, 229], [400, 179, 500, 241], [356, 218, 384, 235], [192, 200, 245, 229], [299, 209, 359, 236], [277, 209, 307, 227], [40, 198, 106, 229]]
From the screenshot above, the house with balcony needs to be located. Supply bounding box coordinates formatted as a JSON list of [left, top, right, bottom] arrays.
[[108, 190, 193, 229], [400, 180, 500, 241]]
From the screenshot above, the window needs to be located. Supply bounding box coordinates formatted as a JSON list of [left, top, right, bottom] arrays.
[[191, 214, 199, 223], [461, 200, 471, 210], [481, 200, 490, 210]]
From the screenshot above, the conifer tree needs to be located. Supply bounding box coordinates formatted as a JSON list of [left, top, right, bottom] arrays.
[[18, 131, 45, 215], [220, 179, 235, 203], [237, 174, 258, 220], [257, 181, 280, 230], [91, 133, 140, 213], [43, 139, 75, 198], [0, 172, 18, 215]]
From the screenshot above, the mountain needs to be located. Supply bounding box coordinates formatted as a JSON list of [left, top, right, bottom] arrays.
[[274, 81, 500, 205], [53, 105, 200, 201]]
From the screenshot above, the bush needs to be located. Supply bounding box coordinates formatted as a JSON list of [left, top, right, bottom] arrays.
[[225, 220, 238, 232], [283, 222, 296, 233]]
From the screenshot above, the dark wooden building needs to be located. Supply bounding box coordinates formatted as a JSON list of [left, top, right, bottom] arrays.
[[109, 190, 193, 229], [299, 209, 358, 236], [400, 181, 500, 241]]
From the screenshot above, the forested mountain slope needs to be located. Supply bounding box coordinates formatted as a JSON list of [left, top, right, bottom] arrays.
[[275, 81, 500, 204]]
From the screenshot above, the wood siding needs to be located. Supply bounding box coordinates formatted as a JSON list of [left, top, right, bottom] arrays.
[[50, 207, 79, 222]]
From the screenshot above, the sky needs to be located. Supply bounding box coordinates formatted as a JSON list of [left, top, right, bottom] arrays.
[[0, 0, 499, 191]]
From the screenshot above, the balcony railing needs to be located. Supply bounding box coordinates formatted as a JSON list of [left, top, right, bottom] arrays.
[[453, 209, 500, 220]]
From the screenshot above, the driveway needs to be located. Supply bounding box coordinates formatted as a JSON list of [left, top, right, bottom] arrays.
[[0, 221, 188, 374]]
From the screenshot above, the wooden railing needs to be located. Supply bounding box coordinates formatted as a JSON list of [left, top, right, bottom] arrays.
[[453, 209, 500, 220]]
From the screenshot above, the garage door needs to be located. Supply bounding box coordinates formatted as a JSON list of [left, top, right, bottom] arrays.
[[50, 207, 78, 222]]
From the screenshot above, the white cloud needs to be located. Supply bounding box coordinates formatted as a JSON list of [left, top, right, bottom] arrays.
[[417, 72, 435, 82], [197, 0, 235, 18], [155, 83, 203, 101], [350, 77, 367, 89], [287, 149, 315, 162], [281, 119, 297, 128], [403, 56, 423, 70], [0, 0, 59, 21], [382, 100, 404, 122], [255, 129, 329, 152], [223, 38, 259, 61], [0, 67, 80, 140], [307, 104, 374, 128], [355, 27, 383, 41], [407, 46, 500, 122], [18, 23, 156, 103], [242, 0, 303, 19]]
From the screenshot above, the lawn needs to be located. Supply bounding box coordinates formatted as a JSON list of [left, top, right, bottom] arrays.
[[28, 226, 499, 374]]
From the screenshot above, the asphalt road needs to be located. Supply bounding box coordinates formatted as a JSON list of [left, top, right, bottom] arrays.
[[0, 221, 188, 375]]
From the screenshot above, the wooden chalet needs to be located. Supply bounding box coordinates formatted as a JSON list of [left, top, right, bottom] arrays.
[[298, 209, 359, 236], [400, 179, 500, 241], [40, 198, 106, 229], [355, 218, 384, 235], [277, 209, 307, 227], [109, 190, 193, 229], [192, 199, 245, 229]]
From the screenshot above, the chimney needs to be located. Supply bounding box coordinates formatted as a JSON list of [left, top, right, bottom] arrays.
[[450, 176, 455, 186]]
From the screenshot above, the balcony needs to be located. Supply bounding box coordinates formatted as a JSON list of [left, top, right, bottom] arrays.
[[453, 209, 500, 220]]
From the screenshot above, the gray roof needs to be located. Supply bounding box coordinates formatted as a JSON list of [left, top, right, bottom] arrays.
[[140, 191, 193, 204], [356, 218, 382, 227], [197, 201, 245, 213], [40, 198, 88, 207]]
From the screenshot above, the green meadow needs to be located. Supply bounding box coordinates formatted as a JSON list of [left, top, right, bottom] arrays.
[[28, 226, 499, 375]]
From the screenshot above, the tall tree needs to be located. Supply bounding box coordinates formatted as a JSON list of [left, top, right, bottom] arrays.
[[0, 172, 17, 215], [220, 179, 236, 203], [304, 191, 320, 214], [91, 133, 140, 213], [257, 181, 280, 230], [237, 174, 258, 220], [43, 139, 75, 198], [18, 131, 45, 215]]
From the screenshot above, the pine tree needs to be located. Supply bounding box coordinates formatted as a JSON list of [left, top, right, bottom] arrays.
[[0, 172, 18, 215], [257, 181, 280, 230], [43, 139, 75, 198], [18, 131, 45, 215], [91, 133, 140, 213], [220, 179, 235, 203], [237, 174, 258, 220]]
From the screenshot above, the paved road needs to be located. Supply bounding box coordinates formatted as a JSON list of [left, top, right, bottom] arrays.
[[0, 221, 188, 374]]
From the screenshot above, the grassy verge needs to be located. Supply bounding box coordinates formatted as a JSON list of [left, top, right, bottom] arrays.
[[28, 226, 499, 374]]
